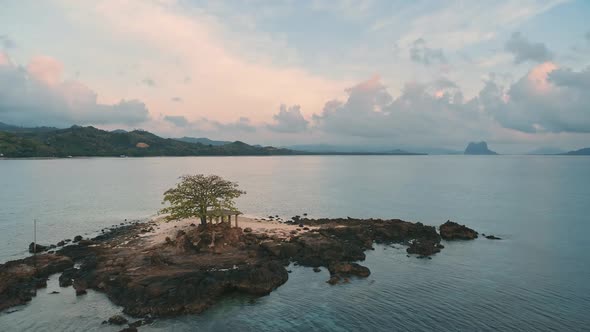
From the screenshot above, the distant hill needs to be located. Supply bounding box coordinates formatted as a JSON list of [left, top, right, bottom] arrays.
[[464, 141, 498, 155], [175, 137, 231, 146], [285, 144, 424, 155], [0, 122, 59, 134], [527, 147, 566, 155], [561, 147, 590, 155], [0, 125, 297, 158]]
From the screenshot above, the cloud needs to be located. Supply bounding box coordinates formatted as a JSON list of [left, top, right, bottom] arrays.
[[0, 53, 150, 127], [409, 38, 446, 65], [0, 35, 16, 49], [163, 115, 189, 127], [393, 1, 566, 51], [142, 78, 156, 87], [267, 104, 309, 133], [312, 76, 484, 145], [52, 0, 347, 127], [505, 32, 553, 64], [175, 116, 257, 133], [213, 117, 256, 132], [483, 62, 590, 133]]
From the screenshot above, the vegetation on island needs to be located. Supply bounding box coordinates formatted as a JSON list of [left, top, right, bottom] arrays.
[[160, 174, 245, 226], [0, 124, 296, 157]]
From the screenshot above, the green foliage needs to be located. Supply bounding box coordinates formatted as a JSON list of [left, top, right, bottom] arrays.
[[160, 174, 245, 225], [0, 125, 297, 157], [0, 131, 56, 157]]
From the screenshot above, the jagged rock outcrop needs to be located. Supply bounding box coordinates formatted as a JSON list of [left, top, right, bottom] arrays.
[[1, 217, 479, 318], [0, 254, 73, 311], [440, 220, 478, 240], [464, 141, 498, 155]]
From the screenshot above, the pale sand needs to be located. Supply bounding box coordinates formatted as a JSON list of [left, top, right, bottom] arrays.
[[140, 215, 316, 246]]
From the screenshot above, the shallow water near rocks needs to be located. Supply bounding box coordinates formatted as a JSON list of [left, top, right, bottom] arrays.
[[1, 155, 589, 331]]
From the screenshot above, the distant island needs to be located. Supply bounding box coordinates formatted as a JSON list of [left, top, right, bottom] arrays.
[[0, 122, 425, 158], [464, 141, 498, 155], [561, 147, 590, 156], [0, 123, 296, 158]]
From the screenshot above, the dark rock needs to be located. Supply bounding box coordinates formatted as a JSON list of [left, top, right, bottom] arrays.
[[243, 227, 253, 233], [313, 267, 321, 273], [119, 327, 137, 332], [59, 268, 78, 287], [73, 235, 83, 243], [328, 262, 370, 278], [0, 254, 73, 311], [406, 240, 441, 256], [129, 320, 143, 328], [327, 275, 341, 285], [57, 241, 65, 247], [108, 315, 128, 325], [28, 242, 49, 253], [485, 235, 502, 240], [439, 220, 478, 240], [50, 291, 60, 294]]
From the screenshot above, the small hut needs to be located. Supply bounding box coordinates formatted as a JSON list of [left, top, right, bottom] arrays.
[[207, 208, 242, 228]]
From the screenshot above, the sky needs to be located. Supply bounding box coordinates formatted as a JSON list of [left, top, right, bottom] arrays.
[[0, 0, 589, 153]]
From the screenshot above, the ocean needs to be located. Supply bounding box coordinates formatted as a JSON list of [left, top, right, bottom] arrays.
[[1, 155, 589, 331]]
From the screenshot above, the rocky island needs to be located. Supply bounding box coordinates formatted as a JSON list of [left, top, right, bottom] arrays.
[[0, 175, 489, 330], [0, 215, 482, 325], [464, 141, 498, 155]]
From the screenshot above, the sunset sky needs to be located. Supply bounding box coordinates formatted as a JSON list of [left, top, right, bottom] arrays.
[[1, 0, 589, 152]]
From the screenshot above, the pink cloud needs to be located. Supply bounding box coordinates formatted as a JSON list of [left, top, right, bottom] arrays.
[[54, 0, 351, 127], [26, 55, 64, 85]]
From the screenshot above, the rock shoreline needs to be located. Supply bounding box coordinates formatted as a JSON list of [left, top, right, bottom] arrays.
[[0, 216, 482, 322]]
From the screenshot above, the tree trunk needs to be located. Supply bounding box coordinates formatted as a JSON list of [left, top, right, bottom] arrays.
[[200, 215, 207, 226]]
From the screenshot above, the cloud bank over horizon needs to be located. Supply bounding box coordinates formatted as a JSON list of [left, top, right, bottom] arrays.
[[0, 0, 589, 152]]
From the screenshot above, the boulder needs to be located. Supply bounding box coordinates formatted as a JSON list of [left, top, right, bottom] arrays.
[[28, 242, 49, 253], [328, 262, 370, 278], [406, 240, 441, 256], [485, 235, 502, 240], [108, 315, 128, 325], [73, 235, 83, 242], [58, 268, 78, 287], [439, 220, 478, 240]]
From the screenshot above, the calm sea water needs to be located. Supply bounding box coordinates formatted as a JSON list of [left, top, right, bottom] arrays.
[[0, 156, 589, 331]]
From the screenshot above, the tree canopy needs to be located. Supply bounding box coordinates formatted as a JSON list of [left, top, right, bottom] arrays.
[[160, 174, 245, 225]]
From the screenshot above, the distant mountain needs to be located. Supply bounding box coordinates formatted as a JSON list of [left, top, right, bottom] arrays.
[[285, 144, 423, 155], [0, 125, 297, 158], [175, 137, 231, 146], [464, 141, 498, 155], [110, 129, 128, 134], [527, 147, 566, 155], [562, 147, 590, 155], [0, 122, 59, 134], [414, 147, 462, 155]]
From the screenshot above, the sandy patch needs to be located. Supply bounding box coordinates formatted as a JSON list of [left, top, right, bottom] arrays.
[[140, 215, 316, 246]]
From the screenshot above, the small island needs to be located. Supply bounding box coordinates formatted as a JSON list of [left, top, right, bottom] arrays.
[[0, 175, 484, 329], [464, 141, 498, 155]]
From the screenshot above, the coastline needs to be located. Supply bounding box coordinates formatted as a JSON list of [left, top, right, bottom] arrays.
[[0, 214, 480, 329]]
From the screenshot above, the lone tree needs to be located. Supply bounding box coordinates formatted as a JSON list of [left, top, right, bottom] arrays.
[[160, 174, 245, 226]]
